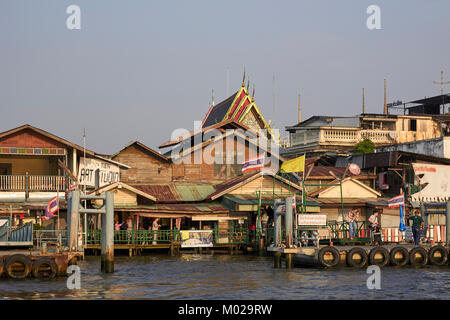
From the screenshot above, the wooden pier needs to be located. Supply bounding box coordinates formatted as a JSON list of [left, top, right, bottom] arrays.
[[268, 244, 450, 269], [0, 249, 82, 280]]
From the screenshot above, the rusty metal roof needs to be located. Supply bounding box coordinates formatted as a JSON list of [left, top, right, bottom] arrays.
[[132, 183, 216, 203]]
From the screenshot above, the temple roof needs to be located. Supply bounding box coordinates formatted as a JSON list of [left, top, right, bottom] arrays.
[[201, 84, 271, 135]]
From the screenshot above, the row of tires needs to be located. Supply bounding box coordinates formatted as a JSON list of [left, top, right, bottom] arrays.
[[0, 254, 59, 280], [318, 245, 449, 268]]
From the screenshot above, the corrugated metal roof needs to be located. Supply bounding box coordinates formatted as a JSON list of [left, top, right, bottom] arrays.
[[307, 166, 358, 178], [133, 183, 216, 203], [115, 202, 229, 214]]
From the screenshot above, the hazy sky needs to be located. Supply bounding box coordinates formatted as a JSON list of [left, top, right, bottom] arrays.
[[1, 1, 449, 154]]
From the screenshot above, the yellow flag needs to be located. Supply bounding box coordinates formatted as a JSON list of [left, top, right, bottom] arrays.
[[280, 155, 305, 173]]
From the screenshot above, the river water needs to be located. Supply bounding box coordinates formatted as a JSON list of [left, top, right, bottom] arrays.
[[1, 254, 449, 299]]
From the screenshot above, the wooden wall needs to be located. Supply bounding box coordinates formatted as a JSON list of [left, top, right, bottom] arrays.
[[0, 129, 66, 148], [0, 155, 58, 175], [113, 144, 172, 183]]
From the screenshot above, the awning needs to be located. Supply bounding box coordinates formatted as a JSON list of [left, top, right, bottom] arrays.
[[223, 195, 320, 212]]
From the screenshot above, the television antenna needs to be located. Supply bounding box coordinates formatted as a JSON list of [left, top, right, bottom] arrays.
[[432, 70, 450, 113]]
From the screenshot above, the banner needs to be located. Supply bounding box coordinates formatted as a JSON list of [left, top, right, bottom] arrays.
[[298, 214, 327, 226], [280, 155, 305, 173], [78, 157, 120, 188], [388, 194, 404, 208], [180, 230, 213, 248], [242, 154, 265, 173]]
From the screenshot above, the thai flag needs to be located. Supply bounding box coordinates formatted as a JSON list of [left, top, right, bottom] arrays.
[[242, 154, 265, 173], [44, 196, 58, 219], [388, 194, 404, 208]]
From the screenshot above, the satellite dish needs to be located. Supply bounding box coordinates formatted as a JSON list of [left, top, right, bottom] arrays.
[[349, 163, 361, 176]]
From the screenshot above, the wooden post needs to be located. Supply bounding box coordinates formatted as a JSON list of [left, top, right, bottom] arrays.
[[446, 202, 450, 246], [285, 253, 293, 269], [274, 251, 282, 268]]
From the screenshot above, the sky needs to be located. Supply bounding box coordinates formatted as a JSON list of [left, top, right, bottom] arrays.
[[1, 0, 450, 154]]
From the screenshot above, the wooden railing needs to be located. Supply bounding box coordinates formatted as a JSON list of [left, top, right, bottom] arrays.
[[0, 175, 72, 192]]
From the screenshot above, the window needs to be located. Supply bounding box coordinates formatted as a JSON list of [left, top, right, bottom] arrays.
[[410, 119, 417, 131]]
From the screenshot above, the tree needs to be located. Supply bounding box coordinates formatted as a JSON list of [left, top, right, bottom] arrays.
[[354, 139, 375, 154]]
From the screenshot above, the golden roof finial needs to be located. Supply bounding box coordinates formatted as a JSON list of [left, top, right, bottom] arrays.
[[247, 76, 250, 91], [252, 84, 255, 101], [242, 66, 246, 87]]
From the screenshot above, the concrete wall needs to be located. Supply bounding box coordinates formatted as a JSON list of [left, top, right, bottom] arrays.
[[375, 137, 448, 159]]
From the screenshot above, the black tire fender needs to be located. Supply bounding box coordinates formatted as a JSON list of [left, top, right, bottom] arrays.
[[0, 257, 4, 277], [5, 254, 32, 279], [389, 246, 409, 266], [369, 247, 390, 267], [346, 247, 368, 268], [428, 245, 448, 266], [318, 246, 340, 268], [409, 246, 429, 267], [32, 257, 58, 280]]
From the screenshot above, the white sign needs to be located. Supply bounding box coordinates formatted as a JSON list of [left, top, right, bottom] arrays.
[[298, 214, 327, 226], [78, 157, 120, 188], [412, 163, 450, 202]]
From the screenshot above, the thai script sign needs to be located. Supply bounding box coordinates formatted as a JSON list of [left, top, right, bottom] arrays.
[[298, 214, 327, 226], [411, 163, 450, 202], [78, 157, 120, 188], [180, 230, 213, 248]]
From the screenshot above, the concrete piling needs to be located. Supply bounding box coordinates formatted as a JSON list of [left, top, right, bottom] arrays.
[[68, 191, 80, 252], [101, 191, 114, 273]]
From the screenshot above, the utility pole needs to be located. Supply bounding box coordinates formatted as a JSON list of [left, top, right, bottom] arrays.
[[362, 88, 365, 114], [384, 79, 387, 115], [298, 93, 301, 123], [432, 70, 450, 114]]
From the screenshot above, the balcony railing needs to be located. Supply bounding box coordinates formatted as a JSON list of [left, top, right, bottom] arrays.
[[0, 174, 73, 192], [320, 128, 395, 145]]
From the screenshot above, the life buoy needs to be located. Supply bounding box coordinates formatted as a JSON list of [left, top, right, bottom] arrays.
[[389, 246, 409, 266], [32, 257, 58, 280], [346, 247, 368, 268], [318, 246, 340, 267], [428, 245, 448, 266], [409, 247, 428, 267], [369, 247, 389, 267], [5, 254, 32, 279]]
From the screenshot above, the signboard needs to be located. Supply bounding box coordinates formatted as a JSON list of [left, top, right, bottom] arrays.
[[298, 214, 327, 226], [180, 230, 213, 248], [411, 163, 450, 201], [78, 157, 120, 188]]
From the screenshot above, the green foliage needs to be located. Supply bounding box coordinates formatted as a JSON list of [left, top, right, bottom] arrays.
[[354, 139, 375, 154]]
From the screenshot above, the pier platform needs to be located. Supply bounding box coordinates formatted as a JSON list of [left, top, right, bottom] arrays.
[[268, 244, 449, 269], [0, 249, 82, 280]]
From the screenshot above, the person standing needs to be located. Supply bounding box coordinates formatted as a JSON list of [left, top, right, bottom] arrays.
[[152, 218, 160, 245], [409, 209, 424, 246], [345, 208, 357, 239]]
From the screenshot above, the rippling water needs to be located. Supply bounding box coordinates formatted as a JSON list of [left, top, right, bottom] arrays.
[[1, 254, 449, 299]]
